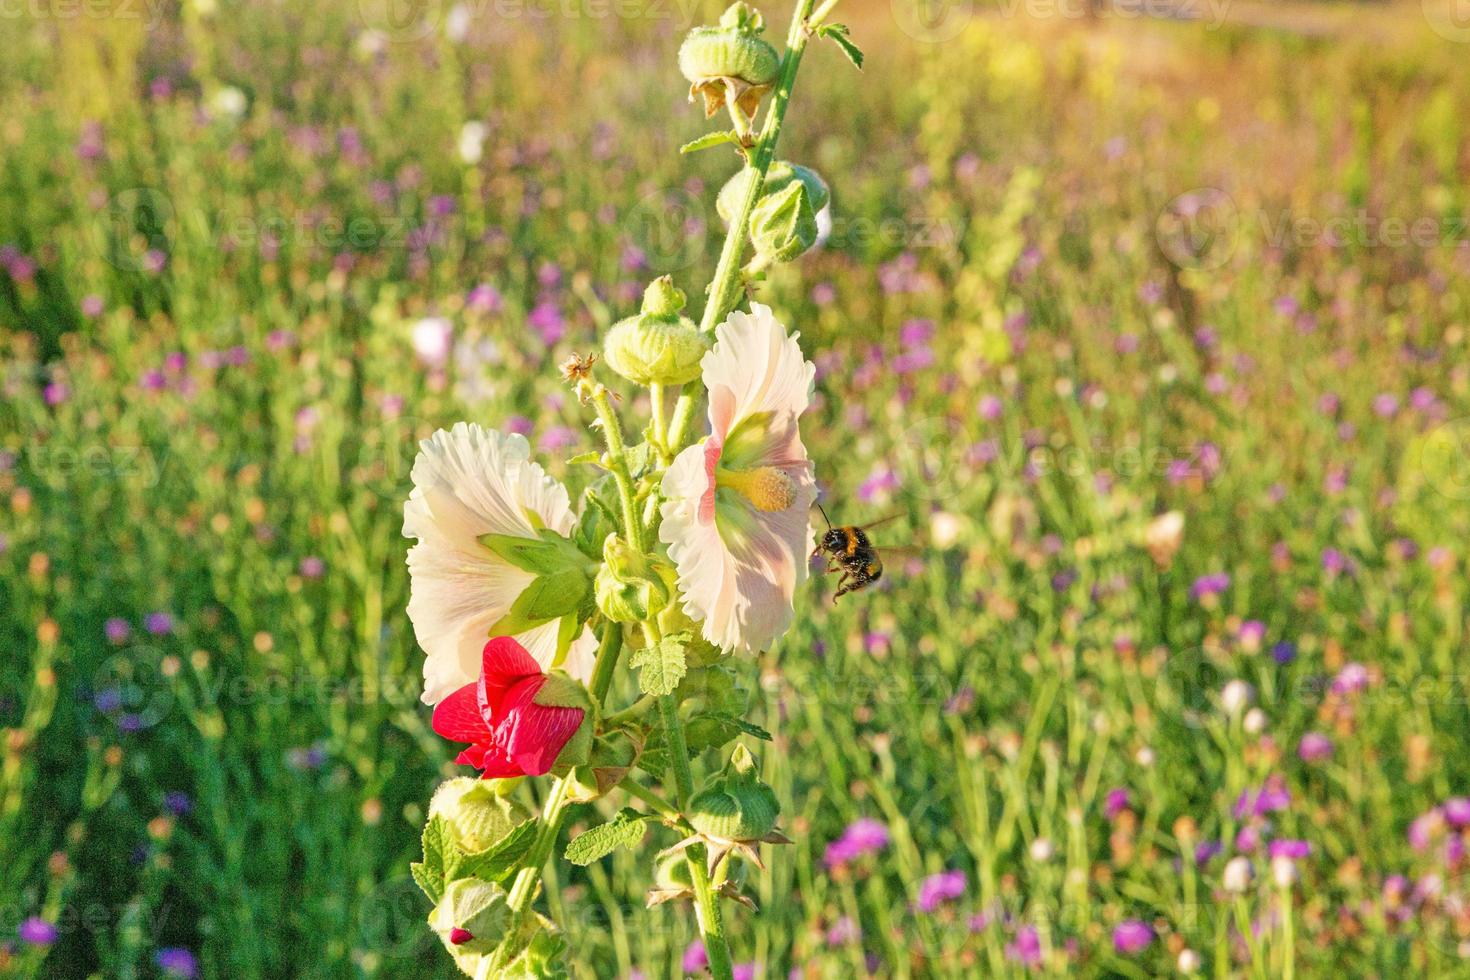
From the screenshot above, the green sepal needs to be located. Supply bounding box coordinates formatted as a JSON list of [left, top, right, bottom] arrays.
[[479, 528, 591, 577]]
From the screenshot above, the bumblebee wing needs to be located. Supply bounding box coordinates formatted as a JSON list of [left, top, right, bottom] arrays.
[[858, 513, 907, 531]]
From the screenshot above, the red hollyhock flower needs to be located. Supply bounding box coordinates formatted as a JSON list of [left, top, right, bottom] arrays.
[[432, 636, 588, 777]]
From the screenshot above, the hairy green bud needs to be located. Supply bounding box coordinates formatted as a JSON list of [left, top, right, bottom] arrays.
[[678, 4, 779, 119], [716, 161, 830, 226], [603, 278, 711, 387], [688, 744, 780, 841], [594, 534, 674, 624], [749, 180, 819, 263], [429, 877, 512, 958], [428, 778, 531, 853]]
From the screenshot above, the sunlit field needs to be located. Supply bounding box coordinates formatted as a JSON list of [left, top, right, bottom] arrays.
[[6, 0, 1470, 976]]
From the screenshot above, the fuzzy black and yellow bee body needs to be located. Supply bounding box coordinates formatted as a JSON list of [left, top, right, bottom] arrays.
[[813, 510, 892, 601]]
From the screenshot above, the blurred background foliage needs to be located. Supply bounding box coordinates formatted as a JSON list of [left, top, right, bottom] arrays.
[[4, 0, 1470, 976]]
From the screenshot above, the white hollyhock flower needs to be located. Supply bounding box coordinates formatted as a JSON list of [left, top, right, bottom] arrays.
[[404, 423, 596, 703], [660, 304, 816, 653]]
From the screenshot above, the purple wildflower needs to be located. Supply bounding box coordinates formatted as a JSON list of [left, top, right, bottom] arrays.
[[1297, 732, 1333, 763], [18, 918, 57, 946], [1112, 920, 1153, 954], [916, 869, 966, 913], [155, 948, 199, 978], [1006, 924, 1042, 967]]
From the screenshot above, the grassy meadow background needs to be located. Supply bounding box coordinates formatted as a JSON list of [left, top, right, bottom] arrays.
[[5, 0, 1470, 976]]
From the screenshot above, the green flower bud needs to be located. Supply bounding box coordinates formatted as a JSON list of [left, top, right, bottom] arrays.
[[594, 535, 674, 623], [688, 744, 780, 842], [428, 778, 531, 853], [716, 161, 830, 227], [429, 877, 512, 958], [565, 728, 642, 803], [603, 278, 711, 387], [678, 4, 779, 119], [500, 930, 569, 979], [749, 180, 819, 263]]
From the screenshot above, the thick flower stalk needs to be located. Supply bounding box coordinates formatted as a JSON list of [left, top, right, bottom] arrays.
[[400, 2, 861, 976]]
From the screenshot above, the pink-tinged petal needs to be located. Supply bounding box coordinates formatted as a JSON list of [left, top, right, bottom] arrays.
[[504, 704, 585, 776], [478, 637, 544, 716], [699, 439, 722, 525], [702, 303, 814, 455], [433, 683, 494, 743], [660, 305, 817, 655]]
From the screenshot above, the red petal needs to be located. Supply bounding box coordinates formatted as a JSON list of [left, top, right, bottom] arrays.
[[433, 683, 493, 743], [505, 704, 585, 776], [477, 744, 526, 778], [455, 744, 488, 768], [478, 637, 543, 716]]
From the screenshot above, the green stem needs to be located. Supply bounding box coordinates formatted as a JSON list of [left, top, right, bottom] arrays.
[[658, 691, 734, 980], [667, 0, 822, 454], [589, 625, 624, 706], [492, 776, 573, 970], [617, 776, 683, 823], [591, 386, 646, 551], [649, 382, 673, 464]]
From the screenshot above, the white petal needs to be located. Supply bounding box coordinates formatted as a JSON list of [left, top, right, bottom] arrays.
[[702, 303, 814, 448], [661, 445, 817, 653], [403, 422, 581, 702]]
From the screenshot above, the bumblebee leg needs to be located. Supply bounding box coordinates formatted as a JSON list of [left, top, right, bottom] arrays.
[[832, 572, 850, 602]]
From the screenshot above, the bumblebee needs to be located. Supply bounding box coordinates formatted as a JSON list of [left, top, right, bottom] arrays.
[[812, 506, 901, 601]]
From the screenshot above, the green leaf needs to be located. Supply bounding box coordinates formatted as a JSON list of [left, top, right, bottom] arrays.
[[567, 451, 604, 467], [818, 24, 863, 69], [685, 712, 773, 753], [409, 861, 438, 903], [454, 818, 539, 882], [680, 130, 740, 155], [629, 632, 689, 697], [563, 809, 650, 866], [414, 816, 452, 902]]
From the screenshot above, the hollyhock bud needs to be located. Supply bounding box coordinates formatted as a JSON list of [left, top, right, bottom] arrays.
[[594, 534, 673, 623], [716, 161, 830, 227], [718, 162, 830, 265], [678, 3, 779, 121], [602, 278, 710, 387], [689, 744, 780, 842], [429, 877, 512, 958], [428, 777, 530, 852], [432, 637, 593, 778]]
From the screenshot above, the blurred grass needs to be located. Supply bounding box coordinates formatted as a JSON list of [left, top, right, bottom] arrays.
[[4, 0, 1470, 977]]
